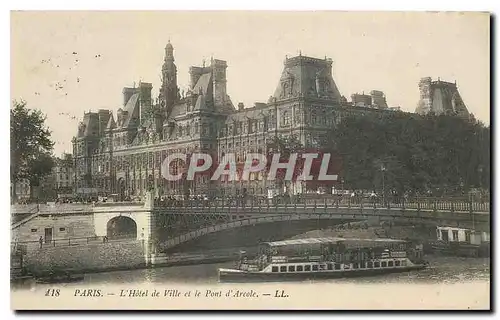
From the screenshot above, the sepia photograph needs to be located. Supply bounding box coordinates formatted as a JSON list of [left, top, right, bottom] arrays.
[[9, 10, 491, 310]]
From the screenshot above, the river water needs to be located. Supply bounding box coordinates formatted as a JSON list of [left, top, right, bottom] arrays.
[[14, 255, 489, 288]]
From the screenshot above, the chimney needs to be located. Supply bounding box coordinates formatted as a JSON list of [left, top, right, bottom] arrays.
[[238, 102, 244, 111], [139, 82, 152, 102]]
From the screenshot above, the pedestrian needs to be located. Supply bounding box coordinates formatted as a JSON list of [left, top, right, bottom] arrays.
[[39, 236, 43, 249]]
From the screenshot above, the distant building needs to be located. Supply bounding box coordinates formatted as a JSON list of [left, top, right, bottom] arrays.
[[52, 153, 75, 197], [11, 154, 74, 202], [436, 226, 490, 244], [415, 77, 470, 119]]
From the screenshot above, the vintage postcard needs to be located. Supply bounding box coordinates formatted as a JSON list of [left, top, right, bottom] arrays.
[[10, 11, 490, 310]]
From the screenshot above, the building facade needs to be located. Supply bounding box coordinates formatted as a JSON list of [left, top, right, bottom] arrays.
[[52, 153, 75, 197], [72, 43, 406, 199]]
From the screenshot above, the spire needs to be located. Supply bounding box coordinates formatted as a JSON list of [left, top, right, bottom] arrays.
[[161, 40, 178, 112], [165, 40, 174, 61]]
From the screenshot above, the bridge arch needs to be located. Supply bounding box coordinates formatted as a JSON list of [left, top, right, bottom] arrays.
[[159, 214, 360, 251], [93, 209, 153, 242], [106, 215, 137, 239]]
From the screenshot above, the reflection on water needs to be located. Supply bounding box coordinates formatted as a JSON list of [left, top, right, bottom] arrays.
[[12, 255, 490, 290]]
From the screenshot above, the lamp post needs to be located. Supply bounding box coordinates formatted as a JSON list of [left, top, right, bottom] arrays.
[[478, 165, 483, 203], [381, 165, 386, 206], [478, 165, 483, 190]]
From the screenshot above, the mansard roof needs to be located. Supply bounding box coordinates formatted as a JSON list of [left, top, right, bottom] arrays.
[[121, 93, 140, 128], [415, 77, 469, 118], [193, 73, 212, 97], [272, 55, 342, 103], [105, 113, 116, 131]]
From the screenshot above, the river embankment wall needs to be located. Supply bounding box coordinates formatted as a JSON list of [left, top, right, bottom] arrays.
[[24, 240, 146, 275]]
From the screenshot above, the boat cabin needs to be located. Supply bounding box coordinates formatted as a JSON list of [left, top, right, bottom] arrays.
[[239, 237, 425, 271]]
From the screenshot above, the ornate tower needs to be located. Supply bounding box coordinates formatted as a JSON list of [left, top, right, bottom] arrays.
[[160, 41, 179, 115]]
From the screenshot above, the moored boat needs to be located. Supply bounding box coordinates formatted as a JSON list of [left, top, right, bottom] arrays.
[[219, 237, 428, 282]]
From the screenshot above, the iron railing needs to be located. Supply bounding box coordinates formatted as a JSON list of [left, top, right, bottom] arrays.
[[153, 196, 490, 213]]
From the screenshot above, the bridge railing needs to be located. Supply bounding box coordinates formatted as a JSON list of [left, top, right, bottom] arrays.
[[153, 196, 490, 213]]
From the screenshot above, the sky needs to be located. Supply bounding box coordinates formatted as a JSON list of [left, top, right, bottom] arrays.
[[11, 11, 490, 156]]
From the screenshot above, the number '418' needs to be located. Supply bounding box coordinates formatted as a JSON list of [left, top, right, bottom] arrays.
[[45, 289, 60, 297]]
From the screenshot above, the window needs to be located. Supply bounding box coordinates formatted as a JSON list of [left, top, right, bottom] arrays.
[[441, 230, 449, 242], [280, 266, 287, 272], [312, 265, 319, 271], [335, 263, 341, 270], [311, 110, 317, 124], [381, 261, 387, 268], [296, 265, 303, 272], [395, 260, 401, 267], [59, 227, 66, 232], [452, 230, 459, 241], [374, 262, 380, 268], [272, 266, 278, 272], [288, 266, 295, 272], [281, 111, 290, 127], [305, 265, 311, 271], [465, 231, 471, 243], [31, 228, 37, 232], [327, 263, 333, 270], [388, 261, 394, 267], [353, 263, 359, 269]]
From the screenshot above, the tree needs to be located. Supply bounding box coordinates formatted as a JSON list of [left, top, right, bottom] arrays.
[[11, 100, 54, 201], [327, 111, 489, 197]]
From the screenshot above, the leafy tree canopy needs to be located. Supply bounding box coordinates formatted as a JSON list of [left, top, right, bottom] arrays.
[[324, 112, 489, 197], [11, 100, 55, 197]]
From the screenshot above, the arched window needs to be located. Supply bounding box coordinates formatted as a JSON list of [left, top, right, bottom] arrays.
[[311, 110, 318, 124]]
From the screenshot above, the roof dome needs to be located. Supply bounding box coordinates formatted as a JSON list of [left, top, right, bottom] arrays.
[[166, 40, 173, 51]]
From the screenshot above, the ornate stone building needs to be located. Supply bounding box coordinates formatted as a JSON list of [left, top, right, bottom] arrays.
[[415, 77, 470, 119], [72, 42, 401, 199]]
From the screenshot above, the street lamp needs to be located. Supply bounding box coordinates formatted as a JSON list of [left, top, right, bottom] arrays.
[[478, 165, 483, 190], [380, 165, 386, 206], [478, 165, 484, 203]]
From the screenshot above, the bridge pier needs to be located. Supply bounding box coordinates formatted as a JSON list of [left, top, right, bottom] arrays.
[[92, 192, 157, 267], [143, 192, 156, 267]]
